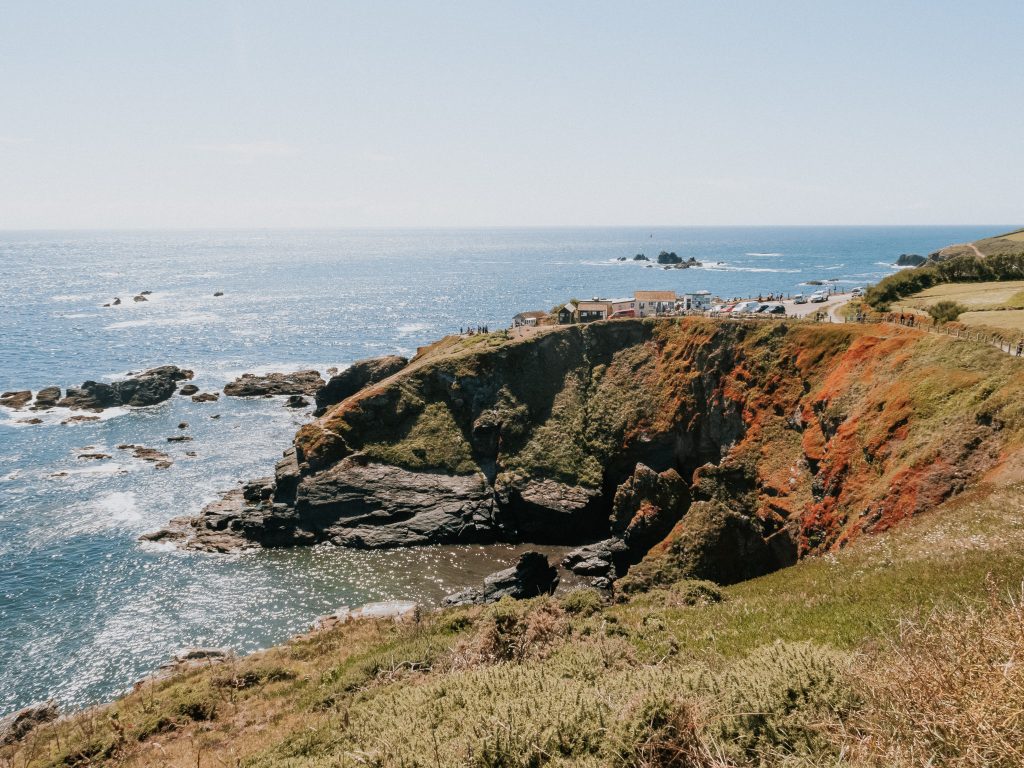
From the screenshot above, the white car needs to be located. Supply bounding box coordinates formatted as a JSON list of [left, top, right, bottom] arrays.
[[792, 293, 807, 305], [810, 291, 829, 303], [851, 287, 863, 296]]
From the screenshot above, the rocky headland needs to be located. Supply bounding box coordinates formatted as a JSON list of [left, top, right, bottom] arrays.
[[145, 317, 1021, 590]]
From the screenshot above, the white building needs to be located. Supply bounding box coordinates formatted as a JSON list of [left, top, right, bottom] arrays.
[[681, 290, 712, 311]]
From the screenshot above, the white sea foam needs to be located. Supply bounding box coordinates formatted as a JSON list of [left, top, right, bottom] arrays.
[[104, 311, 222, 330], [397, 322, 430, 334], [745, 252, 783, 257], [701, 264, 801, 273], [53, 462, 132, 477], [94, 491, 140, 523]]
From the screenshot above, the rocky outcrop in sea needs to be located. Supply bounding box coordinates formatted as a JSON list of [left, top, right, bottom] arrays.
[[223, 370, 324, 397]]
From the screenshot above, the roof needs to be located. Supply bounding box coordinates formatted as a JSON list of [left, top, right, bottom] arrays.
[[685, 290, 711, 296], [514, 310, 548, 320], [559, 303, 577, 313], [610, 297, 635, 304], [634, 290, 677, 302], [577, 300, 613, 311]]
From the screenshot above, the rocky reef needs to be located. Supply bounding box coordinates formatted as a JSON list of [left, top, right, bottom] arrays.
[[0, 366, 194, 412], [223, 370, 323, 397], [147, 319, 1023, 588]]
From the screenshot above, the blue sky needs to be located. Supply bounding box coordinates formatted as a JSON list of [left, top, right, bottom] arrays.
[[0, 1, 1020, 228]]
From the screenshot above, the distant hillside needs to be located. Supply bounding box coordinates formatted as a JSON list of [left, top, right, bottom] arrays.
[[930, 227, 1024, 261]]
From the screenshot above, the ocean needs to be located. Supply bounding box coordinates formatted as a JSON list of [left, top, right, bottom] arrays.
[[0, 225, 1002, 713]]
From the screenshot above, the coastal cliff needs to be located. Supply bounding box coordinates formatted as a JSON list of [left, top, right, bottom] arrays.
[[151, 317, 1024, 585]]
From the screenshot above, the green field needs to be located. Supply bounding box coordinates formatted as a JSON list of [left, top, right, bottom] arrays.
[[895, 279, 1024, 332]]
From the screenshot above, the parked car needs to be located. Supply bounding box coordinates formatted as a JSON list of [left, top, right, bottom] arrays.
[[731, 301, 762, 314], [851, 287, 863, 296], [810, 291, 829, 303], [764, 303, 786, 314], [792, 293, 807, 304]]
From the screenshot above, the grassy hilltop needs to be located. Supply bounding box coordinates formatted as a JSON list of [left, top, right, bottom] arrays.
[[7, 318, 1024, 767]]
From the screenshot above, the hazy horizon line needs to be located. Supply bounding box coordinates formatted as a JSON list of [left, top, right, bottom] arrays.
[[0, 223, 1017, 233]]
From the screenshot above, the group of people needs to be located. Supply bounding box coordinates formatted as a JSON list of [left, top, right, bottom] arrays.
[[460, 325, 490, 335], [886, 312, 918, 327]]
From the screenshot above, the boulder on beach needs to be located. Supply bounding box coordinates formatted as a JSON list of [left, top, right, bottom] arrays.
[[58, 366, 194, 410], [314, 355, 408, 415], [442, 552, 559, 606], [223, 370, 324, 398]]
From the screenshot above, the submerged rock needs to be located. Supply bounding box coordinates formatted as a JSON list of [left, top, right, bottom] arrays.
[[284, 394, 309, 408], [314, 355, 408, 415], [192, 392, 219, 402], [179, 384, 199, 396], [0, 701, 58, 745], [442, 552, 559, 606], [223, 370, 324, 397], [118, 444, 173, 469]]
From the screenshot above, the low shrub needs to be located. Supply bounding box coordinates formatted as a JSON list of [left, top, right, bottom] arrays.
[[926, 300, 968, 324], [561, 587, 605, 616]]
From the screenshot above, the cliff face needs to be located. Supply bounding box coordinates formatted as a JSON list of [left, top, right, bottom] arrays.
[[155, 318, 1024, 583]]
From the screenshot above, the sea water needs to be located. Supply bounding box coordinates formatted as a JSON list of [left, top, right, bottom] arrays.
[[0, 226, 1001, 712]]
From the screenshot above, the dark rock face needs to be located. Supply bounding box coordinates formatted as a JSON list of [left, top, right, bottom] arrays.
[[224, 370, 324, 398], [442, 552, 559, 606], [32, 386, 61, 409], [896, 253, 927, 267], [285, 395, 309, 408], [0, 390, 32, 409], [0, 700, 58, 745], [493, 477, 605, 542], [57, 366, 193, 410], [657, 251, 682, 264], [314, 355, 408, 415], [561, 538, 628, 579], [611, 464, 689, 555], [179, 384, 199, 396], [632, 253, 649, 261], [662, 501, 774, 585]]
